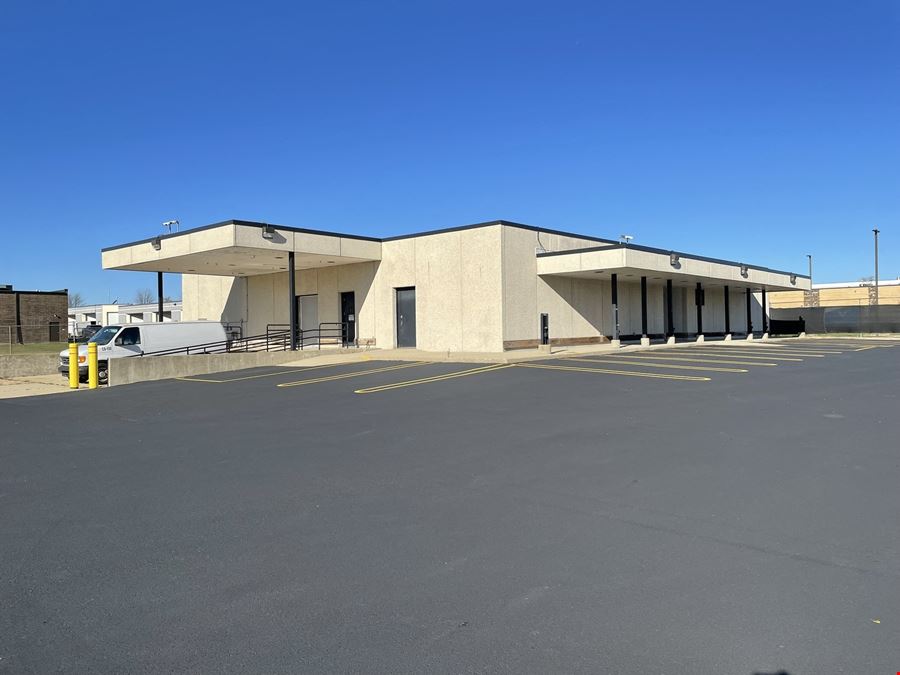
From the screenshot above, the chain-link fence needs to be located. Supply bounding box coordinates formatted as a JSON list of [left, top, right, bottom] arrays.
[[1, 324, 69, 355]]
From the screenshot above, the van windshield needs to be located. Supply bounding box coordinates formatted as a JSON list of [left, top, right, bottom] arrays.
[[89, 326, 121, 346]]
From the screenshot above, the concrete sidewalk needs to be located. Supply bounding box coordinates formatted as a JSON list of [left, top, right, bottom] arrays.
[[0, 374, 84, 399]]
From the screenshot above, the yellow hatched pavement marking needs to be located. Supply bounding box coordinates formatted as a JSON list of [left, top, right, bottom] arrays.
[[516, 363, 710, 382], [277, 361, 430, 388], [176, 359, 373, 383], [660, 350, 803, 362], [563, 357, 748, 373], [602, 354, 779, 367], [354, 364, 514, 394]]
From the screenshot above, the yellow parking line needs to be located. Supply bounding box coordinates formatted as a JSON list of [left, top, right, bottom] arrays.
[[354, 364, 514, 394], [660, 350, 803, 362], [692, 347, 829, 357], [745, 345, 846, 352], [517, 363, 710, 381], [277, 361, 430, 388], [177, 359, 371, 383], [563, 357, 748, 373], [605, 354, 779, 366], [706, 344, 839, 353]]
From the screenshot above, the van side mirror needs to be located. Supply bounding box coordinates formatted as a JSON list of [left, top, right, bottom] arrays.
[[114, 337, 123, 346]]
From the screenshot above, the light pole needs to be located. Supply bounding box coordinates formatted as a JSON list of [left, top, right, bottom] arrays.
[[806, 254, 812, 285], [873, 228, 880, 305]]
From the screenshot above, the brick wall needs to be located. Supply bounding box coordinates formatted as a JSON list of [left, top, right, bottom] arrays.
[[0, 290, 69, 343]]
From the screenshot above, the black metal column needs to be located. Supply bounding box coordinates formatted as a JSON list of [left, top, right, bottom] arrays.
[[695, 282, 703, 335], [746, 288, 753, 335], [611, 273, 619, 340], [640, 276, 648, 337], [157, 272, 164, 322], [761, 289, 768, 333], [666, 279, 674, 339], [288, 251, 297, 351], [724, 285, 730, 334]]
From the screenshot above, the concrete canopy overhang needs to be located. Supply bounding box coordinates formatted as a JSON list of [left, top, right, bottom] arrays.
[[101, 221, 382, 277], [536, 244, 811, 292]]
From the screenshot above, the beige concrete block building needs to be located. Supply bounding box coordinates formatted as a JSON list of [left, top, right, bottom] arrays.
[[102, 219, 809, 351], [771, 279, 900, 309]]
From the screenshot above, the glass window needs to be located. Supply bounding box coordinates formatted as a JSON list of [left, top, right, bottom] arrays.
[[118, 327, 141, 346], [88, 326, 121, 345]]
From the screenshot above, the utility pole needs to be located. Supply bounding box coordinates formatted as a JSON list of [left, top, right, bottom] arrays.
[[873, 228, 880, 305]]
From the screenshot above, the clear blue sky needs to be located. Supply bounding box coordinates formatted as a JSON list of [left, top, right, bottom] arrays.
[[1, 0, 897, 304]]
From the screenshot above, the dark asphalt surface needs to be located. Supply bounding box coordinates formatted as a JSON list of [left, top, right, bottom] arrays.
[[2, 340, 899, 673]]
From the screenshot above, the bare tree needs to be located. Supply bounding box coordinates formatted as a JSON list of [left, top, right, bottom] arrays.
[[69, 291, 84, 307], [134, 288, 156, 304]]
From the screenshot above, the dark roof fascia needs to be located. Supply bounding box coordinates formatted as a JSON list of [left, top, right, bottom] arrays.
[[100, 219, 383, 253], [0, 288, 68, 296], [380, 220, 621, 245], [536, 242, 809, 279]]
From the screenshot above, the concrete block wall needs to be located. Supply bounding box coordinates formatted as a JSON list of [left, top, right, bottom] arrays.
[[502, 225, 612, 348], [375, 226, 504, 352]]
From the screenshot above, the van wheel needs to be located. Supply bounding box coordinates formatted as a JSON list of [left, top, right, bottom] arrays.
[[98, 363, 109, 385]]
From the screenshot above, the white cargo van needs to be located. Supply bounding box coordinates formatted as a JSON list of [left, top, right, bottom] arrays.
[[59, 321, 227, 383]]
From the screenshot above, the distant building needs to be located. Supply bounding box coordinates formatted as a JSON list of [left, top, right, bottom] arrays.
[[68, 300, 182, 336], [0, 285, 69, 343], [770, 279, 900, 309]]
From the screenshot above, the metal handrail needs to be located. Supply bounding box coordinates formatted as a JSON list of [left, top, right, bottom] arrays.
[[267, 322, 356, 350], [134, 322, 356, 358], [139, 329, 291, 357]]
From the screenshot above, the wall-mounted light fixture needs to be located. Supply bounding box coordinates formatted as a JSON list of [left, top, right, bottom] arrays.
[[261, 224, 275, 240], [740, 264, 749, 278], [790, 273, 797, 285], [151, 237, 162, 251], [669, 252, 680, 266]]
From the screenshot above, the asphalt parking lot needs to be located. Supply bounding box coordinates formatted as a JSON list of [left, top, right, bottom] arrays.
[[2, 338, 899, 673]]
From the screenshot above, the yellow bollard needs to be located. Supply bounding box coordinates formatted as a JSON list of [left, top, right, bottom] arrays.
[[68, 342, 79, 389], [88, 342, 99, 389]]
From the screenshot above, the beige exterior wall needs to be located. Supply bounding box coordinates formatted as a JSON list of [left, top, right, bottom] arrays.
[[771, 285, 900, 308], [501, 225, 612, 346], [181, 275, 247, 325], [374, 226, 504, 351], [176, 223, 780, 350], [178, 228, 505, 351]]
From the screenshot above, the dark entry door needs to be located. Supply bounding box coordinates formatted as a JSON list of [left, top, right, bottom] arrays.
[[396, 287, 416, 348], [340, 291, 356, 346]]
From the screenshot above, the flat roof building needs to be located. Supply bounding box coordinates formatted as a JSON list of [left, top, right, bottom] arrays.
[[102, 219, 810, 352], [0, 286, 69, 344], [68, 301, 183, 337], [771, 279, 900, 309]]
